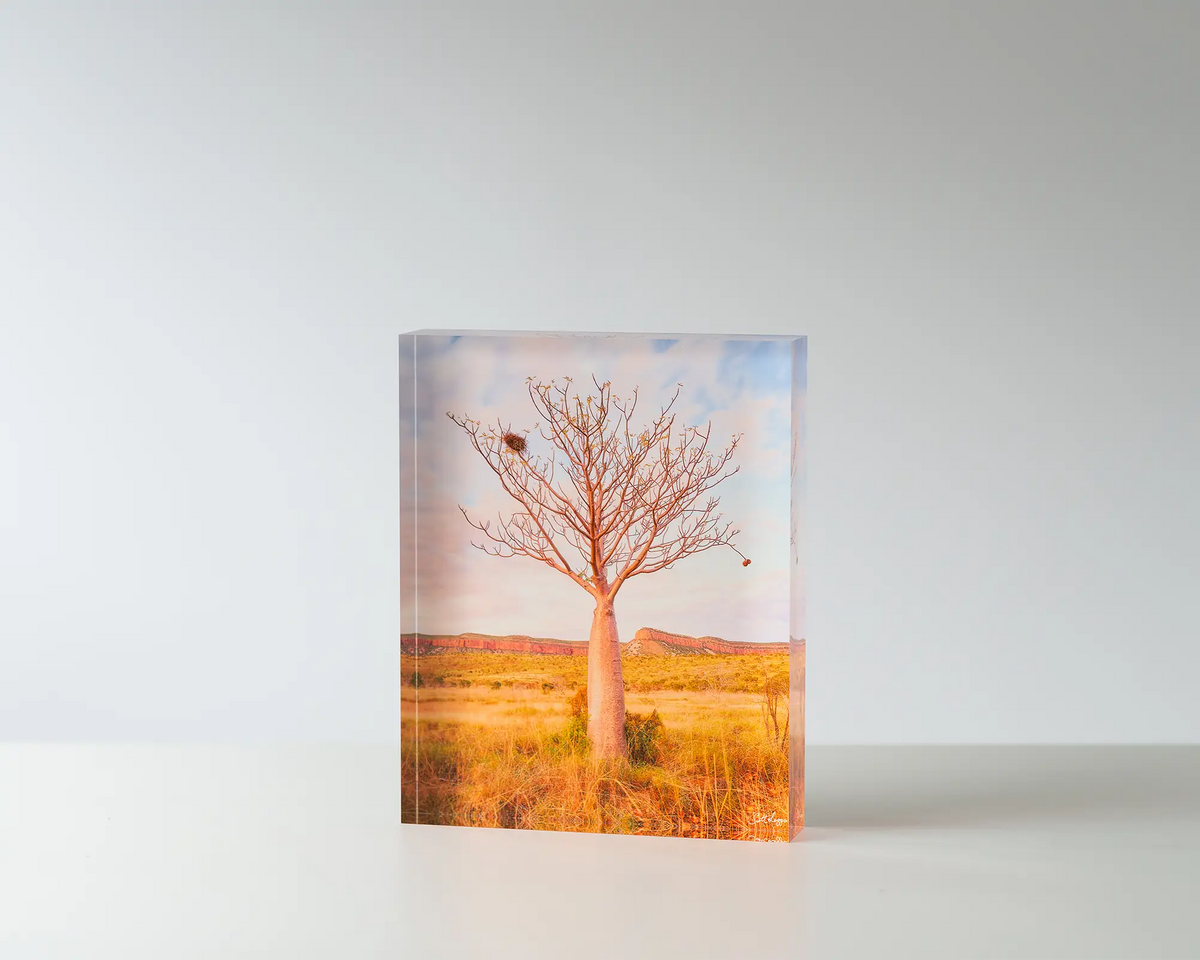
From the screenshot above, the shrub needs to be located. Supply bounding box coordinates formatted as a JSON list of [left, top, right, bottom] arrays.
[[550, 686, 590, 754], [490, 680, 503, 690], [566, 685, 588, 721], [624, 709, 665, 765], [553, 714, 591, 754]]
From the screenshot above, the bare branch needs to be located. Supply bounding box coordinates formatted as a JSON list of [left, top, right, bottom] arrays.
[[447, 377, 745, 600]]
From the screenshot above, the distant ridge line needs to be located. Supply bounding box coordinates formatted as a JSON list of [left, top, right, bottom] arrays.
[[627, 627, 788, 656], [401, 629, 789, 657], [401, 633, 588, 656]]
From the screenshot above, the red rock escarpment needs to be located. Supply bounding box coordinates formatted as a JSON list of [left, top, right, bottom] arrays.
[[400, 633, 588, 656], [626, 627, 787, 656]]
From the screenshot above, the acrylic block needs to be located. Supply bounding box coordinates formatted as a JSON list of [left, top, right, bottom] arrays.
[[401, 331, 806, 841]]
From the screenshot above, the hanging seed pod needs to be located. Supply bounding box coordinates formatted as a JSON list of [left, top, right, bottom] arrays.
[[742, 558, 752, 567]]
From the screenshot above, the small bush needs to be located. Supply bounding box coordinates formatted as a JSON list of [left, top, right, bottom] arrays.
[[625, 709, 665, 765], [490, 680, 503, 690], [541, 681, 555, 694], [566, 686, 588, 721], [548, 685, 591, 754], [411, 673, 425, 688], [552, 714, 590, 754]]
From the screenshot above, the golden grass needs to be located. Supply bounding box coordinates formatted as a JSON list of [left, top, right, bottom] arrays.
[[401, 651, 796, 841], [401, 714, 787, 840], [401, 651, 790, 695]]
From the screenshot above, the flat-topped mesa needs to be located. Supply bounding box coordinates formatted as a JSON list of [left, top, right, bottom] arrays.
[[400, 633, 588, 656], [626, 627, 788, 656]]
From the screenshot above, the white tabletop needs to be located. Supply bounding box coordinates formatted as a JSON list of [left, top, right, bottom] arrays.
[[2, 745, 1197, 959]]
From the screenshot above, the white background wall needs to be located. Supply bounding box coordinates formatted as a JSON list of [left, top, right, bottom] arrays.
[[2, 1, 1196, 743]]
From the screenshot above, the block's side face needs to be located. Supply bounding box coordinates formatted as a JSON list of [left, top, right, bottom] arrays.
[[789, 337, 807, 839], [399, 335, 418, 824]]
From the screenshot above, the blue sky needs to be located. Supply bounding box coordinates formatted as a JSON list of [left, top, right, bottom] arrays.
[[405, 333, 803, 643]]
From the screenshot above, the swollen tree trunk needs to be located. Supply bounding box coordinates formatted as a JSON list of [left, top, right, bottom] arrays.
[[586, 595, 627, 759]]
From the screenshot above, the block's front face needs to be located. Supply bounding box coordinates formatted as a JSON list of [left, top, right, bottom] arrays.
[[401, 332, 804, 840]]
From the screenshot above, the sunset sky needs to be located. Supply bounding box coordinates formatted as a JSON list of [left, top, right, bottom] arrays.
[[403, 332, 804, 644]]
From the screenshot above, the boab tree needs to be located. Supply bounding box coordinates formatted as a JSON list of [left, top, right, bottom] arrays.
[[448, 377, 747, 759]]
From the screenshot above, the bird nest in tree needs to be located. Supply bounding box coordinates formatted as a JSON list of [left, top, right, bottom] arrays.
[[502, 432, 527, 454]]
